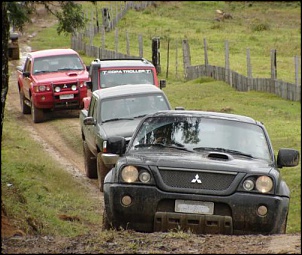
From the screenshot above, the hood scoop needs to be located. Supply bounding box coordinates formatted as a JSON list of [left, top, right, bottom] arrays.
[[67, 72, 78, 76], [207, 152, 233, 161]]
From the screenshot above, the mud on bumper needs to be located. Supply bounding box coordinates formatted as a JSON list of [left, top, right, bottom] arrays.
[[154, 212, 233, 234]]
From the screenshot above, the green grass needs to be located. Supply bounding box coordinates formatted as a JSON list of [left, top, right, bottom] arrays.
[[2, 113, 102, 237], [2, 1, 301, 235]]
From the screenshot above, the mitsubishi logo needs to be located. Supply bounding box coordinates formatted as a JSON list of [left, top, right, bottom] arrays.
[[63, 84, 67, 88], [191, 174, 202, 183]]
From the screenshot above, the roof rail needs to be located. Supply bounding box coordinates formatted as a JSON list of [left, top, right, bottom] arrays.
[[95, 57, 145, 61]]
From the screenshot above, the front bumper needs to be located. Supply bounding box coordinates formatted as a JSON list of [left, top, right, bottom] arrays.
[[32, 89, 86, 110], [103, 184, 289, 235]]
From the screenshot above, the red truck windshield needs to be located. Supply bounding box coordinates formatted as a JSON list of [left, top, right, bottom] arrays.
[[33, 54, 85, 74]]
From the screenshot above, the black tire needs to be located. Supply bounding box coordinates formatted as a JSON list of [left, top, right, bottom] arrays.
[[20, 91, 31, 114], [102, 208, 111, 231], [31, 97, 44, 123], [97, 152, 109, 192], [280, 214, 288, 234], [83, 141, 97, 178]]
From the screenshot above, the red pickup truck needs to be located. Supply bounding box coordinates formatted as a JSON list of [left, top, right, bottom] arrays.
[[17, 48, 90, 123]]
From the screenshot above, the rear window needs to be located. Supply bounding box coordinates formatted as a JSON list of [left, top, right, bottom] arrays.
[[100, 69, 155, 88]]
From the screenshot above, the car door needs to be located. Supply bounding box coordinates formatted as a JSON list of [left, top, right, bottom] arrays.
[[85, 96, 98, 156], [23, 58, 32, 99]]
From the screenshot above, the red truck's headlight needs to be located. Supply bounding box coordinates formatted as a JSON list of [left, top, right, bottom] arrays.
[[34, 85, 51, 92]]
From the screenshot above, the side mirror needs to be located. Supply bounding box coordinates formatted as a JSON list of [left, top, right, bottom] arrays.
[[277, 148, 300, 168], [23, 72, 30, 78], [86, 81, 92, 90], [159, 79, 166, 89], [83, 116, 96, 126], [106, 136, 127, 155]]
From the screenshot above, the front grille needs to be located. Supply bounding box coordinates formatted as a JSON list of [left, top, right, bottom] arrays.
[[159, 167, 237, 191], [53, 82, 78, 92]]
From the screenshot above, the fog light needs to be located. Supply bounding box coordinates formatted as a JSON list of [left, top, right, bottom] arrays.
[[121, 195, 132, 206], [41, 96, 45, 101], [55, 86, 61, 92], [257, 205, 268, 216], [71, 85, 77, 91]]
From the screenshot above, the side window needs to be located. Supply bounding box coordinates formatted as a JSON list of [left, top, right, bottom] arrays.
[[24, 59, 32, 73]]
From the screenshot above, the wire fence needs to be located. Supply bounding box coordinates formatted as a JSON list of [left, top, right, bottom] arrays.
[[72, 1, 301, 102]]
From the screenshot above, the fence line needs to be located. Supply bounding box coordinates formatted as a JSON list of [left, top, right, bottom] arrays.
[[183, 39, 301, 102], [72, 2, 301, 102]]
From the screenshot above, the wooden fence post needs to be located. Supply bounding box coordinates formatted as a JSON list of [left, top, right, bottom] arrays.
[[247, 48, 252, 91], [138, 34, 143, 58], [182, 39, 191, 79], [247, 48, 252, 78], [225, 40, 231, 86], [166, 39, 170, 78], [294, 56, 300, 86], [115, 28, 118, 58], [100, 27, 105, 59], [175, 39, 179, 78], [271, 49, 277, 80], [126, 30, 130, 56], [204, 38, 208, 66]]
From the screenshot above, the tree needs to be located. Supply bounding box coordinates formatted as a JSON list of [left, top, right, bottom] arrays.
[[1, 1, 87, 146]]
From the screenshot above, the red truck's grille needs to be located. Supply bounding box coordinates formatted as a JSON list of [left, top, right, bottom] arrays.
[[53, 82, 78, 92]]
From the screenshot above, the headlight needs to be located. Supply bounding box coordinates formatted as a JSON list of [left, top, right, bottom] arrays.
[[121, 166, 138, 183], [54, 86, 61, 92], [39, 85, 47, 92], [71, 85, 77, 91], [255, 176, 273, 193]]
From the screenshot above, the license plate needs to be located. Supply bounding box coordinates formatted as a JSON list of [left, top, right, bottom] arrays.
[[60, 94, 74, 100], [175, 200, 214, 215]]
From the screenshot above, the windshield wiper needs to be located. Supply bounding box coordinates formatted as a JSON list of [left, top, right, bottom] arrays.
[[134, 114, 147, 119], [193, 147, 253, 158], [102, 117, 134, 123], [134, 143, 165, 148]]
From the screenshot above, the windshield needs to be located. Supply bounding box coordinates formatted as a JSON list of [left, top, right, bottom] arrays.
[[131, 116, 272, 161], [100, 93, 170, 122], [100, 69, 155, 88], [33, 54, 84, 74]]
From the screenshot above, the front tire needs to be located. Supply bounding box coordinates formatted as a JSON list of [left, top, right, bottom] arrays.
[[102, 208, 111, 230], [97, 152, 109, 192], [279, 214, 288, 234], [20, 91, 31, 114], [83, 140, 97, 178], [31, 97, 44, 123]]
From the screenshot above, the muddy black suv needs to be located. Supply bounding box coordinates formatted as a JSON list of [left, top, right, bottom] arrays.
[[101, 110, 300, 235]]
